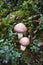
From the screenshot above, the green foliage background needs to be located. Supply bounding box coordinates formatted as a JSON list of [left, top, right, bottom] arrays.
[[0, 0, 43, 65]]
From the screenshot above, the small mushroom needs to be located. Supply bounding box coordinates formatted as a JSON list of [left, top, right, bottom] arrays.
[[14, 23, 27, 39], [19, 37, 30, 51]]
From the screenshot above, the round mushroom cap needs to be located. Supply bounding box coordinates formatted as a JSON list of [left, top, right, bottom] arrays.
[[14, 23, 27, 33], [19, 37, 30, 46]]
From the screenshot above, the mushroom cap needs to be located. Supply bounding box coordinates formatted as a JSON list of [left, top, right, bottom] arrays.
[[19, 37, 30, 46], [14, 23, 27, 33]]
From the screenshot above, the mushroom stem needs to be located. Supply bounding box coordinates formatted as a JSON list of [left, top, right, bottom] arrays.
[[18, 33, 23, 39], [20, 45, 26, 51]]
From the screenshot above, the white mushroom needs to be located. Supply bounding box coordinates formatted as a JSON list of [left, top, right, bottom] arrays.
[[19, 37, 30, 51], [14, 23, 27, 39]]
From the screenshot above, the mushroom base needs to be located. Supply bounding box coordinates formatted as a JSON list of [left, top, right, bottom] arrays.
[[18, 33, 23, 39], [20, 45, 26, 51]]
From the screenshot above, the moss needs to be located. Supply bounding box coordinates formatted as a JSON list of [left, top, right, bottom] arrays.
[[11, 10, 25, 19], [0, 0, 43, 65]]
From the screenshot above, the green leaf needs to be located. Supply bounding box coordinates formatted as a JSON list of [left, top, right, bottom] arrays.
[[5, 54, 10, 62], [0, 39, 4, 43], [0, 50, 5, 54], [2, 46, 9, 51], [22, 1, 28, 10]]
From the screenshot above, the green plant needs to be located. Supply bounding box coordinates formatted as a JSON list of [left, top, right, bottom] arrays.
[[0, 0, 43, 65]]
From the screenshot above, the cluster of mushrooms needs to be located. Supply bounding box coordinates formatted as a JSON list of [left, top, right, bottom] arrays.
[[14, 23, 43, 51], [14, 23, 30, 51]]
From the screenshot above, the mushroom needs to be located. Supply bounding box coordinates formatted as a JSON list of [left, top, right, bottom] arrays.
[[19, 37, 30, 51], [14, 23, 27, 39]]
